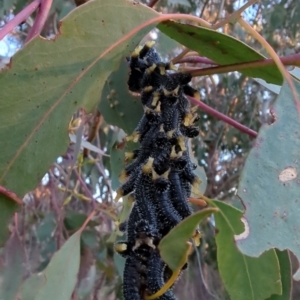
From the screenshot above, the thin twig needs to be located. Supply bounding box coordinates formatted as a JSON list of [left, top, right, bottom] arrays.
[[187, 96, 258, 138], [212, 0, 258, 29], [0, 0, 40, 41], [200, 0, 210, 18], [79, 209, 97, 232], [0, 185, 22, 204], [193, 240, 218, 300], [171, 48, 190, 64], [238, 17, 300, 113], [177, 56, 218, 65], [215, 0, 225, 22], [25, 0, 53, 43], [187, 53, 300, 78], [73, 168, 95, 203]]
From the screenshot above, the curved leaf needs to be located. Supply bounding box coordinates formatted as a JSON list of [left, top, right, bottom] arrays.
[[0, 0, 158, 199], [99, 59, 143, 134], [158, 207, 217, 271], [20, 274, 46, 300], [267, 250, 292, 300], [0, 195, 18, 246], [236, 79, 300, 280], [158, 21, 282, 84], [0, 229, 25, 300], [213, 200, 281, 300], [33, 231, 81, 300]]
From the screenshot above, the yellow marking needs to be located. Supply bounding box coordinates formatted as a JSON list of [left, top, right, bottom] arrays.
[[124, 152, 135, 161], [119, 170, 129, 183], [154, 101, 161, 112], [145, 41, 155, 48], [114, 189, 124, 202], [166, 61, 177, 71], [177, 136, 187, 151], [158, 64, 166, 75], [163, 85, 180, 97], [144, 106, 151, 114], [191, 177, 202, 196], [142, 157, 154, 174], [115, 243, 127, 253], [126, 132, 140, 143], [193, 90, 201, 101], [167, 129, 176, 138], [191, 106, 198, 113], [170, 146, 177, 159], [146, 64, 156, 74], [152, 168, 170, 180], [132, 45, 143, 57], [143, 86, 153, 93], [151, 91, 160, 106], [133, 237, 155, 251], [128, 194, 135, 204], [183, 113, 198, 126], [170, 146, 183, 159], [162, 168, 170, 179], [152, 169, 160, 180], [192, 230, 201, 247]]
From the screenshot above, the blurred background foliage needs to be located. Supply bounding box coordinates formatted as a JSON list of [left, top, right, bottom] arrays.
[[0, 0, 299, 299]]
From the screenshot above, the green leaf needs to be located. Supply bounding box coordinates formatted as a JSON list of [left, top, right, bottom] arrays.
[[188, 140, 207, 195], [0, 0, 159, 207], [81, 229, 98, 249], [236, 79, 300, 280], [0, 195, 18, 246], [158, 22, 282, 84], [213, 200, 281, 300], [290, 67, 300, 80], [3, 0, 14, 11], [0, 229, 25, 300], [36, 213, 56, 242], [119, 195, 134, 224], [267, 250, 292, 300], [254, 67, 300, 94], [20, 274, 46, 300], [99, 59, 144, 134], [158, 208, 217, 271], [33, 231, 81, 300], [114, 252, 126, 280], [254, 78, 281, 94], [64, 211, 96, 231]]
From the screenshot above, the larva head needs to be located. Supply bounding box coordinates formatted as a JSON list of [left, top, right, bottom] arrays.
[[115, 242, 128, 256], [133, 219, 160, 250]]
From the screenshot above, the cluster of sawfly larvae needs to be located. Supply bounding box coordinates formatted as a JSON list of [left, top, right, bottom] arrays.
[[114, 42, 201, 300]]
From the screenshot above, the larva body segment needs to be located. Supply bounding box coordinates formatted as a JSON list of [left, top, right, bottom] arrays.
[[146, 251, 177, 300], [123, 254, 146, 300], [169, 171, 193, 219], [134, 174, 160, 243], [153, 177, 181, 235]]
